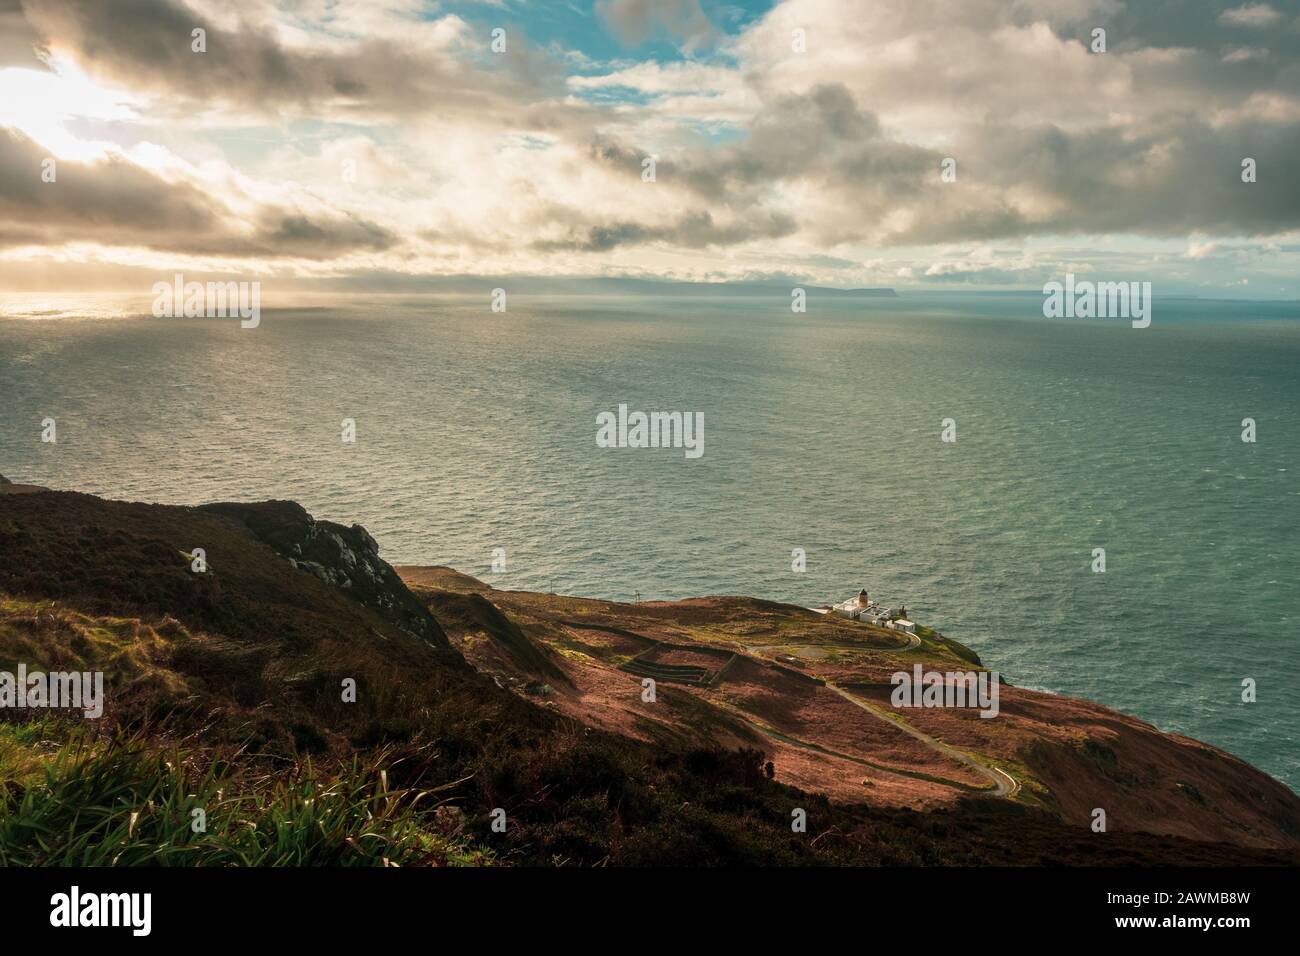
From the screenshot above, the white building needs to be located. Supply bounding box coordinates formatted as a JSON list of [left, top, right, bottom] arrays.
[[865, 609, 896, 626], [832, 589, 896, 626], [832, 589, 871, 619], [893, 618, 916, 635]]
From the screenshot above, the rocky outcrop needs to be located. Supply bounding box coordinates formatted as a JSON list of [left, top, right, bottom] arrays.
[[200, 500, 447, 647]]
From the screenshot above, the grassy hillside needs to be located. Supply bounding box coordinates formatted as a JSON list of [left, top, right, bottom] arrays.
[[0, 487, 1295, 866]]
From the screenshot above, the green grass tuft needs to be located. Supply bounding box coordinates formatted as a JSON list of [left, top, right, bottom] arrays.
[[0, 723, 491, 867]]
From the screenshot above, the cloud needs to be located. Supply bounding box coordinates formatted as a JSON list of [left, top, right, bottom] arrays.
[[573, 80, 1300, 247], [20, 0, 575, 124], [596, 0, 716, 51], [2, 0, 1300, 291], [0, 0, 43, 68], [531, 208, 798, 251], [0, 127, 397, 258], [1219, 4, 1285, 27]]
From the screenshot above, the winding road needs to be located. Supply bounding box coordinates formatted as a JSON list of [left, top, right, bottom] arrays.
[[602, 619, 1019, 799], [739, 631, 1017, 797], [824, 681, 1019, 797]]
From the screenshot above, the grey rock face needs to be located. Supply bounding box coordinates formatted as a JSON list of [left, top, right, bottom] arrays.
[[199, 499, 447, 646]]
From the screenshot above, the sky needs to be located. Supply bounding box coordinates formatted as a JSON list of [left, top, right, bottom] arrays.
[[1, 0, 1299, 296]]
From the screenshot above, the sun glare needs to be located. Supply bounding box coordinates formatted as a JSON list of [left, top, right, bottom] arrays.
[[0, 56, 139, 161]]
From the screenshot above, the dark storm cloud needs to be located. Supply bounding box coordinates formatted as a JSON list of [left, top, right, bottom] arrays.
[[0, 127, 397, 257]]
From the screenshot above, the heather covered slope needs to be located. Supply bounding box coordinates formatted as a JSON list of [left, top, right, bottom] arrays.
[[0, 485, 1296, 865], [403, 566, 1300, 852], [0, 489, 467, 752]]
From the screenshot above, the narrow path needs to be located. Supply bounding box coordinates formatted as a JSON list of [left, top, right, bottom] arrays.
[[577, 618, 1017, 799], [728, 712, 987, 796], [824, 682, 1019, 798], [729, 712, 992, 793], [747, 632, 920, 658]]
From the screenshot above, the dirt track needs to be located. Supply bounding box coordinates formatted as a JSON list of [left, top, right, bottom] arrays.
[[824, 682, 1019, 797]]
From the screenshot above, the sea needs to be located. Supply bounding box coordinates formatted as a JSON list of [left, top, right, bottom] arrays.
[[2, 290, 1297, 790]]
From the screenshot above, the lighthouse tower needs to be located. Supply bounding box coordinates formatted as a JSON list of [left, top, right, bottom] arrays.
[[856, 588, 869, 608]]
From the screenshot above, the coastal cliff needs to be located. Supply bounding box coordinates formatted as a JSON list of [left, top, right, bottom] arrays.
[[0, 481, 1296, 865]]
